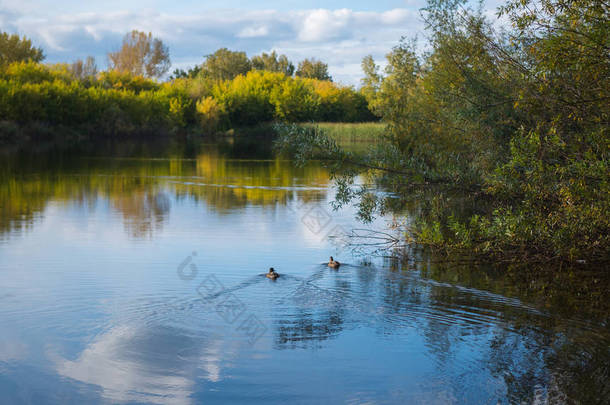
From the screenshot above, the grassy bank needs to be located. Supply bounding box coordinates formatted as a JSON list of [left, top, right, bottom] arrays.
[[300, 122, 386, 142]]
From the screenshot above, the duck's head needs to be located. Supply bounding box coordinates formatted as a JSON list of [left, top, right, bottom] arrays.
[[329, 256, 334, 262], [269, 267, 275, 273]]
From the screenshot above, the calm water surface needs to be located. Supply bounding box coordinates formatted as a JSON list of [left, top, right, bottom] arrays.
[[0, 139, 608, 404]]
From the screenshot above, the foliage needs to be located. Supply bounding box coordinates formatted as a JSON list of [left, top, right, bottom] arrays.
[[170, 66, 202, 80], [360, 55, 382, 115], [196, 96, 225, 133], [108, 30, 171, 78], [0, 61, 72, 84], [200, 48, 252, 81], [251, 51, 295, 76], [0, 63, 187, 137], [0, 32, 44, 66], [97, 70, 160, 93], [170, 76, 213, 100], [185, 49, 333, 82], [270, 78, 318, 121], [211, 70, 281, 125], [168, 96, 193, 129], [296, 58, 332, 81], [209, 70, 375, 126], [312, 80, 375, 122], [0, 60, 376, 142]]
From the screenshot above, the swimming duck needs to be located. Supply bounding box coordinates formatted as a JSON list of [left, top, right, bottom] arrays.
[[266, 267, 279, 280], [328, 256, 340, 268]]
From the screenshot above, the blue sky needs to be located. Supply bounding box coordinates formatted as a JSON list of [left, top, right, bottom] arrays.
[[0, 0, 500, 84]]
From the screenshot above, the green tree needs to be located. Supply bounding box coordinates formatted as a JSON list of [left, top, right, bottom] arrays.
[[0, 32, 44, 66], [251, 51, 295, 76], [360, 55, 381, 113], [276, 0, 610, 262], [295, 58, 331, 81], [270, 78, 318, 121], [108, 30, 170, 78], [170, 66, 201, 80], [200, 48, 251, 81]]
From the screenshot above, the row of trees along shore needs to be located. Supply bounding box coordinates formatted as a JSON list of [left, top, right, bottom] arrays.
[[0, 30, 376, 141], [275, 0, 609, 264]]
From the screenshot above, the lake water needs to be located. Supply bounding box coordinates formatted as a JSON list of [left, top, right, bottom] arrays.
[[1, 138, 608, 404]]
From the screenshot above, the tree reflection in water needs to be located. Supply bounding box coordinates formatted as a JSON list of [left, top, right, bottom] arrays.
[[0, 139, 329, 239]]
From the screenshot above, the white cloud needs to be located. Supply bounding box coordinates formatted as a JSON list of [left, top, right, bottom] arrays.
[[238, 25, 270, 38], [48, 318, 266, 403], [298, 8, 353, 42], [51, 325, 194, 404], [381, 8, 413, 24]]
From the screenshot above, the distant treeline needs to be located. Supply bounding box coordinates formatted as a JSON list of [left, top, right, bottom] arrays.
[[0, 32, 375, 142]]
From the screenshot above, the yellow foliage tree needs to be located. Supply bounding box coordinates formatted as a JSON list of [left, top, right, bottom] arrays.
[[196, 96, 225, 133]]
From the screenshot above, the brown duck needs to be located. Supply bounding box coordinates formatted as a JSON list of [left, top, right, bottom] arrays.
[[266, 267, 279, 280], [328, 256, 340, 268]]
